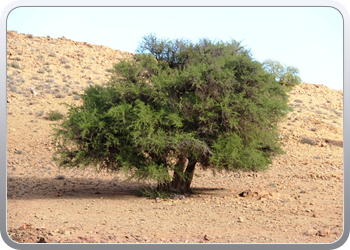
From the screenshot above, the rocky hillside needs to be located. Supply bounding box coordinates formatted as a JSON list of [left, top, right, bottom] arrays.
[[6, 31, 344, 244]]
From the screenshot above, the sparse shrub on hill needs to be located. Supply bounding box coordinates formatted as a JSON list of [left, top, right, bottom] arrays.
[[11, 62, 20, 69], [263, 59, 302, 88], [60, 56, 68, 64], [52, 34, 293, 194], [300, 137, 315, 145], [46, 110, 64, 121], [9, 86, 17, 93], [55, 93, 66, 99]]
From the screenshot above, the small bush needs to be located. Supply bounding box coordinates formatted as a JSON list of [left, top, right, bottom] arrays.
[[38, 55, 45, 59], [64, 65, 71, 69], [300, 137, 315, 145], [46, 110, 64, 121], [9, 86, 17, 93], [263, 59, 302, 87], [139, 186, 170, 199], [26, 34, 33, 39], [49, 52, 56, 57], [15, 57, 21, 61], [16, 150, 24, 154], [60, 57, 68, 64], [55, 93, 66, 99], [36, 111, 45, 117], [55, 175, 65, 180], [73, 95, 81, 100], [11, 62, 20, 69], [37, 69, 46, 74]]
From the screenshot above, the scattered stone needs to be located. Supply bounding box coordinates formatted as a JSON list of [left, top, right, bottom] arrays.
[[170, 194, 185, 200], [239, 189, 258, 198], [304, 229, 317, 236], [316, 230, 329, 237], [37, 237, 46, 243]]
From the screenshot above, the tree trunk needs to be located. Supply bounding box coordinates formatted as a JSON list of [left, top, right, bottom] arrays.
[[183, 159, 196, 193], [171, 154, 187, 192], [157, 154, 196, 194]]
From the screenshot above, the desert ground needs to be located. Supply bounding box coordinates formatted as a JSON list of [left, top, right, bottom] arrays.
[[6, 31, 343, 244]]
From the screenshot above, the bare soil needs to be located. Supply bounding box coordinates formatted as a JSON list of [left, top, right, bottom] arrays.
[[6, 31, 343, 244]]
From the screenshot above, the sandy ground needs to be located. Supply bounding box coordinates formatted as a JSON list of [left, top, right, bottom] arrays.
[[6, 31, 343, 244]]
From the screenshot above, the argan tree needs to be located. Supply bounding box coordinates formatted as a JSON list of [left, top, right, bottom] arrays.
[[53, 34, 295, 194]]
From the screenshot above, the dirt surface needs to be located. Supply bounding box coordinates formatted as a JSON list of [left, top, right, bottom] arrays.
[[6, 31, 343, 244]]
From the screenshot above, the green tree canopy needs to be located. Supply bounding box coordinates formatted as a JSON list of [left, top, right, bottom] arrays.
[[53, 34, 294, 194], [263, 59, 302, 87]]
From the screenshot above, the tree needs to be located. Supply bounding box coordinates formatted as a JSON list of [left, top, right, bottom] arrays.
[[52, 34, 293, 194], [263, 59, 302, 87]]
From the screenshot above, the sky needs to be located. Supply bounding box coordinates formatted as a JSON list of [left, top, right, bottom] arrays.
[[5, 6, 344, 90]]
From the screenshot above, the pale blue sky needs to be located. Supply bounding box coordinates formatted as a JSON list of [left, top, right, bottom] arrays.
[[7, 7, 344, 90]]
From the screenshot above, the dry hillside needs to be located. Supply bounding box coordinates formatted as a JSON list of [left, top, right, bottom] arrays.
[[6, 31, 343, 244]]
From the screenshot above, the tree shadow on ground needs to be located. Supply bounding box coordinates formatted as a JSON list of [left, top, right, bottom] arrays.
[[7, 176, 229, 201], [7, 176, 142, 201]]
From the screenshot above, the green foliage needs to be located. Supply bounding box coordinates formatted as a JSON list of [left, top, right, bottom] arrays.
[[46, 110, 64, 121], [53, 34, 292, 192], [139, 186, 170, 199], [263, 59, 302, 87]]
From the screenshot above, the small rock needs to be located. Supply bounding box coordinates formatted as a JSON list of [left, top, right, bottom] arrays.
[[304, 229, 317, 236], [37, 237, 46, 243], [260, 194, 269, 199], [239, 189, 258, 197], [316, 230, 328, 237], [204, 235, 210, 241]]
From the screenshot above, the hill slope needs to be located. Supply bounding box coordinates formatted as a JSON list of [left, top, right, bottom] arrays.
[[6, 31, 343, 244]]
